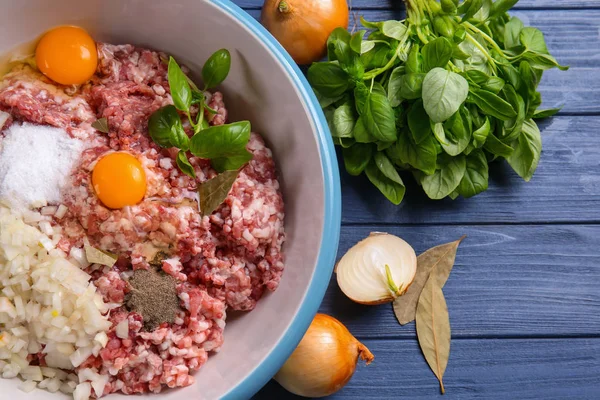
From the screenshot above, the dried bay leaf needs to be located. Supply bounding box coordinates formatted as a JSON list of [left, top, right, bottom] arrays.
[[393, 235, 465, 325], [416, 273, 451, 394], [84, 242, 118, 267], [199, 169, 239, 217], [92, 117, 109, 133]]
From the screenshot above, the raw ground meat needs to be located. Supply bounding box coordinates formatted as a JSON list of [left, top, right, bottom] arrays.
[[0, 43, 285, 396]]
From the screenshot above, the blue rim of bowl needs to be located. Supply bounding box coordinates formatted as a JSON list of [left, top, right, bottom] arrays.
[[210, 1, 342, 399]]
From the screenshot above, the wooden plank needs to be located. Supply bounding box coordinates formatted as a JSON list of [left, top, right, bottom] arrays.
[[338, 116, 600, 224], [318, 224, 600, 338], [245, 9, 600, 114], [239, 0, 600, 10], [254, 338, 600, 399]]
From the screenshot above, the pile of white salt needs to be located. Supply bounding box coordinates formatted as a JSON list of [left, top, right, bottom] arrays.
[[0, 123, 83, 211]]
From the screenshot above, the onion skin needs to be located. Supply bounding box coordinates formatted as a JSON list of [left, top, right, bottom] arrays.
[[275, 313, 373, 397], [261, 0, 349, 65]]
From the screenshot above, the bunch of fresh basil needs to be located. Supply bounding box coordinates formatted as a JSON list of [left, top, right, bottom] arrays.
[[149, 50, 252, 179], [307, 0, 567, 204]]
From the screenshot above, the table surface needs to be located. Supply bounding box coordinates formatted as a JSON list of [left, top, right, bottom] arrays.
[[236, 1, 600, 399]]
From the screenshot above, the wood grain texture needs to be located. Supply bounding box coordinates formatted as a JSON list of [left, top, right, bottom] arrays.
[[239, 0, 600, 10], [234, 1, 600, 399], [245, 9, 600, 114], [339, 116, 600, 224], [254, 338, 600, 399], [319, 225, 600, 338]]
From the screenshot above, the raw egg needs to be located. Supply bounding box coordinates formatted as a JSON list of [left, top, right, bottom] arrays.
[[35, 26, 98, 85], [92, 152, 147, 209]]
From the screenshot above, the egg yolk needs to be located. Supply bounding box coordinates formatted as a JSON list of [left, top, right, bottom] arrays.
[[92, 153, 147, 209], [35, 26, 98, 85]]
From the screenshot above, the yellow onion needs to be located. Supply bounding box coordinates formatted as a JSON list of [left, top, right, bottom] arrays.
[[275, 313, 373, 397], [261, 0, 349, 65], [336, 233, 417, 305]]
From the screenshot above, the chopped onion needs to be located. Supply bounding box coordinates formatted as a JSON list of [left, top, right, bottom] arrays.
[[336, 232, 417, 305], [115, 319, 129, 339]]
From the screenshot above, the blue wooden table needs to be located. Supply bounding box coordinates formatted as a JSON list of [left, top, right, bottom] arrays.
[[238, 1, 600, 398]]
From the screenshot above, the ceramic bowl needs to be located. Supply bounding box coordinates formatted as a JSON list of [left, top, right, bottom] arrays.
[[0, 0, 341, 399]]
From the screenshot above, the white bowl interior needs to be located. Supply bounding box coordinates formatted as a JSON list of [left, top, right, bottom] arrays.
[[0, 0, 327, 399]]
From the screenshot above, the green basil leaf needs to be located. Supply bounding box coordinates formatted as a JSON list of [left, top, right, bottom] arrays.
[[361, 41, 377, 54], [328, 28, 352, 60], [422, 37, 454, 72], [452, 43, 471, 60], [211, 151, 253, 172], [176, 150, 196, 178], [433, 16, 456, 39], [400, 73, 426, 100], [533, 108, 561, 119], [490, 0, 518, 19], [453, 26, 467, 44], [469, 88, 517, 120], [499, 63, 521, 89], [350, 30, 366, 54], [407, 100, 431, 144], [440, 109, 471, 156], [520, 27, 549, 54], [420, 153, 466, 200], [432, 121, 449, 145], [422, 68, 469, 123], [519, 61, 538, 99], [460, 0, 484, 21], [354, 116, 376, 143], [465, 70, 490, 86], [504, 17, 524, 49], [457, 149, 488, 198], [199, 170, 239, 217], [333, 103, 356, 138], [501, 85, 526, 142], [441, 0, 457, 14], [374, 152, 403, 184], [483, 131, 514, 158], [190, 121, 251, 159], [527, 91, 543, 119], [387, 67, 404, 107], [202, 49, 231, 89], [473, 0, 492, 21], [334, 137, 356, 148], [377, 141, 394, 151], [343, 143, 374, 176], [523, 51, 569, 71], [365, 160, 406, 205], [168, 57, 192, 112], [148, 105, 189, 150], [308, 62, 350, 98], [389, 132, 437, 175], [364, 91, 397, 142], [315, 90, 343, 109], [473, 117, 491, 148], [406, 43, 422, 74], [361, 43, 393, 70], [353, 83, 366, 115], [483, 77, 505, 94], [382, 20, 408, 41], [507, 119, 542, 181], [360, 16, 383, 30]]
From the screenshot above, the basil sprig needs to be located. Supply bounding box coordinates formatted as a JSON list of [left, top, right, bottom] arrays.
[[149, 49, 252, 179], [307, 0, 568, 204]]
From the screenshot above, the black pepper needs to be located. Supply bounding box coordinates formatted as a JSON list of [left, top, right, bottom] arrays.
[[126, 266, 180, 331]]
